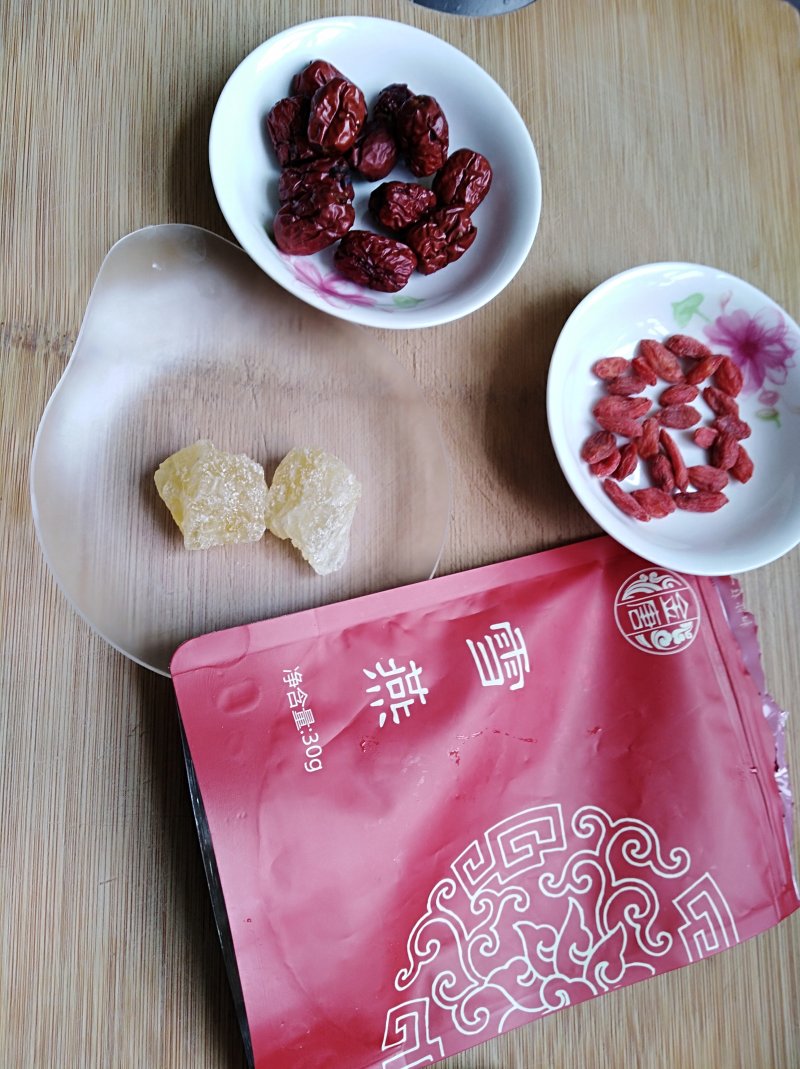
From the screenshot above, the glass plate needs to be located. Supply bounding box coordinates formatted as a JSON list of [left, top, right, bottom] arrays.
[[31, 225, 451, 675]]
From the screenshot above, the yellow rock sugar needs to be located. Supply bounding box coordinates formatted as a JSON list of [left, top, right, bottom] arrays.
[[154, 439, 267, 550], [265, 447, 361, 575]]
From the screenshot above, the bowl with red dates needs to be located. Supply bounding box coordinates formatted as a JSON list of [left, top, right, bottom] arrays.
[[546, 262, 800, 575], [209, 17, 541, 328]]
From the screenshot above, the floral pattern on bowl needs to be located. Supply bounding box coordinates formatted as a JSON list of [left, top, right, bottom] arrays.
[[282, 256, 426, 312], [671, 291, 800, 426]]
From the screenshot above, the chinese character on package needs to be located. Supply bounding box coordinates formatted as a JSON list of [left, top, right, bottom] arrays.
[[171, 536, 798, 1069]]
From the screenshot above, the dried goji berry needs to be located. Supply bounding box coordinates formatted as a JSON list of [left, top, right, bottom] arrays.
[[657, 404, 701, 429], [638, 339, 684, 383], [638, 417, 661, 459], [693, 426, 718, 448], [712, 414, 751, 440], [592, 396, 648, 437], [674, 491, 729, 512], [590, 450, 621, 477], [580, 430, 618, 464], [606, 373, 648, 396], [730, 444, 754, 483], [659, 429, 689, 491], [713, 356, 744, 397], [612, 442, 639, 481], [631, 355, 658, 386], [702, 385, 740, 418], [664, 334, 713, 359], [631, 487, 676, 518], [659, 383, 699, 405], [685, 354, 723, 385], [593, 357, 630, 380], [602, 478, 650, 521], [710, 430, 739, 470], [594, 396, 651, 419], [687, 464, 729, 492], [650, 454, 675, 493]]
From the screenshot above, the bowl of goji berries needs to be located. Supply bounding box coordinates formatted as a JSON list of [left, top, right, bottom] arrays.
[[209, 17, 541, 329], [547, 262, 800, 575]]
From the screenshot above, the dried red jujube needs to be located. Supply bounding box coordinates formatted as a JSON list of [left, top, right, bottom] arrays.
[[266, 95, 315, 167], [273, 193, 355, 255], [307, 77, 367, 155], [334, 230, 417, 292], [347, 119, 398, 180], [373, 83, 413, 124], [369, 181, 437, 232], [291, 59, 346, 98], [396, 94, 449, 177], [432, 148, 493, 211], [277, 156, 354, 204], [404, 205, 477, 275]]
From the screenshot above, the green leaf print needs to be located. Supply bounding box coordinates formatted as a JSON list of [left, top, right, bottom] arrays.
[[671, 293, 710, 327], [756, 407, 781, 427], [393, 295, 425, 308]]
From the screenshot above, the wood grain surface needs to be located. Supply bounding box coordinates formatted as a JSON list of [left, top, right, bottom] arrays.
[[2, 1, 798, 1066]]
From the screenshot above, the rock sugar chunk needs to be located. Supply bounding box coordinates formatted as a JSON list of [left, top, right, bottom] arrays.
[[154, 440, 267, 550], [265, 447, 361, 575]]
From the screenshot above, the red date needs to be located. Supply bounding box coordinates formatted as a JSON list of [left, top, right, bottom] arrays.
[[273, 193, 355, 255], [291, 59, 345, 97], [334, 230, 417, 292], [277, 156, 354, 204], [307, 77, 367, 155], [369, 181, 437, 232], [396, 94, 449, 177], [404, 205, 477, 275], [266, 95, 315, 167], [373, 83, 413, 124], [432, 148, 493, 211], [347, 119, 398, 180]]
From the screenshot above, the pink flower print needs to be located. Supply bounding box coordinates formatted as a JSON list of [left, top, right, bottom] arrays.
[[285, 257, 377, 309], [703, 306, 798, 393]]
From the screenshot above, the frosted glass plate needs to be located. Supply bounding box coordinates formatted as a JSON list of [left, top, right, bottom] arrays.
[[31, 225, 451, 675]]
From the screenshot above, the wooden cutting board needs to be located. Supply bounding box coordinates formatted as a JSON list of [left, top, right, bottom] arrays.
[[1, 1, 798, 1066]]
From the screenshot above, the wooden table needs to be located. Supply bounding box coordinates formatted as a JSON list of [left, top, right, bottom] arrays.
[[2, 1, 798, 1065]]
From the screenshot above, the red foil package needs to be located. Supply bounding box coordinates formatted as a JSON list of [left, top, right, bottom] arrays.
[[171, 536, 798, 1069]]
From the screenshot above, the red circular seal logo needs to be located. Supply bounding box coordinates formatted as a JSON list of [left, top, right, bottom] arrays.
[[614, 569, 701, 655]]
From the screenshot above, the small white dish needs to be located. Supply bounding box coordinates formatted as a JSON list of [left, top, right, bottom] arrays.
[[209, 16, 541, 329], [547, 262, 800, 575], [30, 225, 451, 676]]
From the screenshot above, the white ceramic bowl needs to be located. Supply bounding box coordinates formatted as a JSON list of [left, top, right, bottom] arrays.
[[209, 16, 541, 329], [547, 262, 800, 575]]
